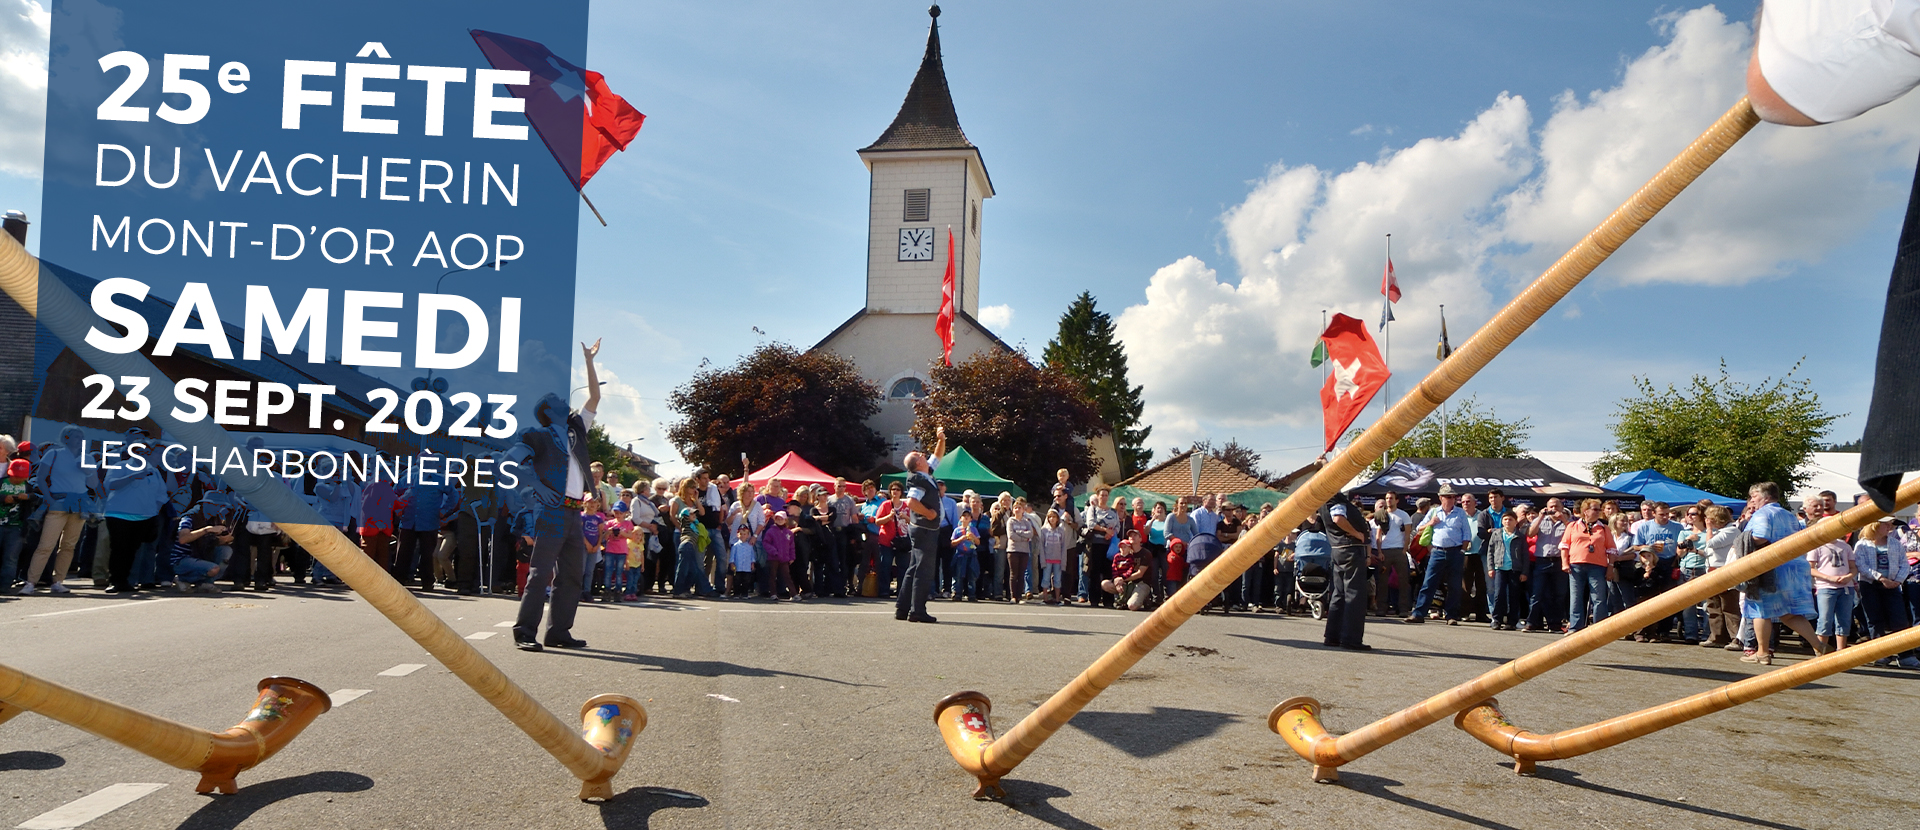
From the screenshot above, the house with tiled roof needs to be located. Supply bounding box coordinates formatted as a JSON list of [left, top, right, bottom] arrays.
[[1120, 447, 1273, 497]]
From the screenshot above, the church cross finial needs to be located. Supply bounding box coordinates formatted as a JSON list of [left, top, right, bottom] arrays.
[[929, 5, 940, 19]]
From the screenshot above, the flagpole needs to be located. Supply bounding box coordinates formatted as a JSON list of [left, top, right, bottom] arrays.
[[579, 190, 608, 227], [1382, 234, 1391, 470], [1440, 303, 1449, 458]]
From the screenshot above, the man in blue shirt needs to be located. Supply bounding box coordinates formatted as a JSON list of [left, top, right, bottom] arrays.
[[1627, 501, 1686, 642], [1409, 484, 1473, 623]]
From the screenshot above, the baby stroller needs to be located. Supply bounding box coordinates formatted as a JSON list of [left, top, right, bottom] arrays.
[[1294, 547, 1332, 620]]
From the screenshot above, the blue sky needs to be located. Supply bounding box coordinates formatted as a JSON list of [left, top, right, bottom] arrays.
[[4, 1, 1913, 479]]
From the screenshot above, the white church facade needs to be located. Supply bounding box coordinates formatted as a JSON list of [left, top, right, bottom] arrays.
[[812, 6, 1015, 461]]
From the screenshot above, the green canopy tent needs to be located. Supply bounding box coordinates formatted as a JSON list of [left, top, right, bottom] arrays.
[[1222, 488, 1290, 511], [1073, 484, 1182, 511], [881, 446, 1026, 498]]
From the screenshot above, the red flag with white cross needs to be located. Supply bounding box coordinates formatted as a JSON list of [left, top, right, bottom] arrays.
[[1319, 313, 1391, 452]]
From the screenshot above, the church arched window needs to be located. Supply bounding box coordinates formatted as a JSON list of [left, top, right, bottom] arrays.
[[889, 377, 928, 400]]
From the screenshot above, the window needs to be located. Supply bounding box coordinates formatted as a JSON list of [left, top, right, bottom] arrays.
[[888, 377, 928, 399], [971, 203, 979, 236], [903, 188, 930, 222]]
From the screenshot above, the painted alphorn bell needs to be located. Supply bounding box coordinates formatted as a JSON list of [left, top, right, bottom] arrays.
[[933, 97, 1760, 796], [1274, 477, 1920, 780], [0, 231, 647, 801], [0, 664, 330, 793]]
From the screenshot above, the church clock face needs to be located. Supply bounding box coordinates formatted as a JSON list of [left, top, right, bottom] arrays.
[[898, 227, 934, 261]]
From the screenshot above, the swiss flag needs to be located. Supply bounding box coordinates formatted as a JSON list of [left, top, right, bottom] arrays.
[[1319, 313, 1391, 452], [471, 30, 645, 190], [937, 227, 956, 365]]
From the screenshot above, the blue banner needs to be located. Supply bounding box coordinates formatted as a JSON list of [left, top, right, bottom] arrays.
[[33, 0, 589, 519]]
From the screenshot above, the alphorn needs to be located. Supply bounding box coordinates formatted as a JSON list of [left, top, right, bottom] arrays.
[[0, 233, 646, 801], [1274, 477, 1920, 781], [1455, 560, 1920, 774], [934, 97, 1760, 797], [0, 664, 328, 793]]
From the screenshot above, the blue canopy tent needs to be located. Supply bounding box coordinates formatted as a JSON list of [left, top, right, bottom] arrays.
[[1599, 469, 1743, 509]]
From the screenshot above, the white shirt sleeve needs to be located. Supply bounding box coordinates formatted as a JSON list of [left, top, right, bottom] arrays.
[[1758, 0, 1920, 123]]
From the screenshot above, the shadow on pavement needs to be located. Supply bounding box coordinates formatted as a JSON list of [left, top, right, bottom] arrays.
[[175, 770, 374, 830], [1593, 663, 1835, 690], [1338, 771, 1524, 830], [1534, 767, 1810, 830], [1228, 633, 1511, 663], [947, 620, 1101, 637], [998, 779, 1104, 830], [597, 786, 709, 829], [545, 649, 882, 688], [1068, 707, 1241, 758], [0, 750, 64, 771]]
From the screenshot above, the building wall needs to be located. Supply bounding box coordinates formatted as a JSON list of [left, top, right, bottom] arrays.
[[863, 151, 985, 317], [816, 311, 1002, 459]]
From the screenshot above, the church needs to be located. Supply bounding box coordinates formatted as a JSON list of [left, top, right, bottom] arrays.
[[810, 6, 1013, 461], [812, 6, 1123, 483]]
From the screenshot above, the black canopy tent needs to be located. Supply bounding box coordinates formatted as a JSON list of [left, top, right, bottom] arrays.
[[1346, 457, 1641, 508]]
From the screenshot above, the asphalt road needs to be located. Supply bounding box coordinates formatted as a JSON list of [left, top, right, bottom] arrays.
[[3, 585, 1917, 829]]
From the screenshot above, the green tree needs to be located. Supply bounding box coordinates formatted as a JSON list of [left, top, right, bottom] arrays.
[[910, 351, 1108, 497], [585, 423, 637, 485], [1592, 362, 1835, 498], [666, 343, 886, 476], [1348, 396, 1532, 473], [1043, 291, 1153, 476]]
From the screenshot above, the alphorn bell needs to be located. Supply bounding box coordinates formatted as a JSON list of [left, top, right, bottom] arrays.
[[0, 664, 329, 793], [932, 97, 1761, 796], [0, 224, 647, 801]]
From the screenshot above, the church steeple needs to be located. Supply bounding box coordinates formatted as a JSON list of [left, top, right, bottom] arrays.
[[863, 5, 974, 152]]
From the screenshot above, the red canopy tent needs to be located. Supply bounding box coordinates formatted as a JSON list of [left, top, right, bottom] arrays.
[[744, 451, 839, 490]]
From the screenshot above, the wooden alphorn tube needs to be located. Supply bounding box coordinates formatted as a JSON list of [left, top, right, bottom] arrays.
[[0, 230, 647, 801], [1455, 619, 1920, 774], [935, 97, 1760, 796], [1275, 477, 1920, 782], [0, 664, 329, 793]]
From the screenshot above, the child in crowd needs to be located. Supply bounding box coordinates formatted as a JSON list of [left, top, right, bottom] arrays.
[[1102, 530, 1150, 611], [951, 508, 980, 602], [1165, 537, 1188, 600], [580, 495, 608, 602], [1486, 512, 1530, 630], [730, 527, 758, 597], [1808, 534, 1859, 654], [602, 501, 634, 603], [763, 509, 796, 601], [1039, 509, 1068, 605], [1, 458, 33, 592]]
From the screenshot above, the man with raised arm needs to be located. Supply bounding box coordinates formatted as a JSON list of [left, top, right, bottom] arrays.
[[511, 339, 603, 652], [1749, 2, 1920, 508], [895, 426, 947, 623]]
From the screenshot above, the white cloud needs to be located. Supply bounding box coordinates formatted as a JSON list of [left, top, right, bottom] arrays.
[[1115, 5, 1920, 456], [976, 303, 1012, 330], [0, 0, 48, 178], [571, 361, 679, 483]]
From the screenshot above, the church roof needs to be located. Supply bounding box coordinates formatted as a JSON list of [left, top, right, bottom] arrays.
[[862, 6, 975, 153], [809, 308, 1016, 356]]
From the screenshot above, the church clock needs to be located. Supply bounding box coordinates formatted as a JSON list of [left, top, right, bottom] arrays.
[[898, 227, 934, 261]]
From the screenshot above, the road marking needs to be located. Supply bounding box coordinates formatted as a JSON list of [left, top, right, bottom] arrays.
[[329, 689, 372, 706], [465, 631, 496, 640], [17, 783, 165, 829], [706, 693, 741, 703], [494, 621, 513, 628], [25, 599, 178, 619], [378, 664, 426, 677]]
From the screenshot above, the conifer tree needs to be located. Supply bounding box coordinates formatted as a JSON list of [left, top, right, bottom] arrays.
[[1043, 291, 1152, 476]]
